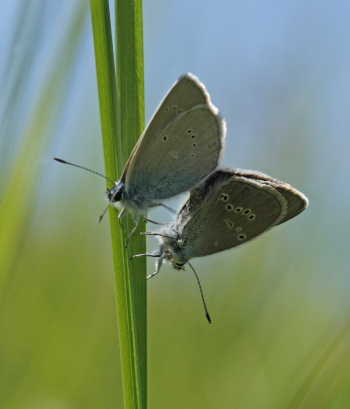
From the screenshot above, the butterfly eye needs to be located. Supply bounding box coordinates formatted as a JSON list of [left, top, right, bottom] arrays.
[[235, 207, 243, 213], [248, 214, 256, 221], [113, 189, 123, 202], [226, 204, 234, 211], [243, 209, 251, 215], [237, 234, 246, 241], [108, 184, 123, 202]]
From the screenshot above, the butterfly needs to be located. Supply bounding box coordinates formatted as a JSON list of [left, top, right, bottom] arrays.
[[55, 74, 225, 235], [133, 168, 308, 277]]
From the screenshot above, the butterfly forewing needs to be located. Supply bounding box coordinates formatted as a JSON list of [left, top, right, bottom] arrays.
[[232, 169, 308, 224], [124, 74, 225, 199], [181, 171, 287, 258]]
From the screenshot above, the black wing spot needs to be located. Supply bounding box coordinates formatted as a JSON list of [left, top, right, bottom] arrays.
[[219, 193, 229, 202]]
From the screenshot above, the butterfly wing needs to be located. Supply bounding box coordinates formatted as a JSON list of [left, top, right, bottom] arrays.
[[179, 170, 287, 259], [123, 73, 225, 201], [230, 169, 308, 224]]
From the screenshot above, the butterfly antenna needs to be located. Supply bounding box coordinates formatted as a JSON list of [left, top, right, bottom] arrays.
[[97, 205, 109, 224], [187, 262, 211, 324], [54, 158, 116, 185]]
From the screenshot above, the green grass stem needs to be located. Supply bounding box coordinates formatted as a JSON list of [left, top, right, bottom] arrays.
[[90, 0, 146, 408]]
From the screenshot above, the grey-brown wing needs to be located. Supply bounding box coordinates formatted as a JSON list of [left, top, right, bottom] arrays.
[[122, 74, 211, 180], [124, 74, 225, 199], [230, 169, 308, 224], [180, 171, 287, 259]]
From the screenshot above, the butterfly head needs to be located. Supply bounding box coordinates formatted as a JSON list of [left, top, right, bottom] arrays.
[[158, 231, 188, 270], [106, 181, 125, 204]]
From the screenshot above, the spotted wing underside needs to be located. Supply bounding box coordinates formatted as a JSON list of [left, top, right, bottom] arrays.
[[231, 169, 308, 224], [123, 74, 225, 201], [180, 170, 287, 258]]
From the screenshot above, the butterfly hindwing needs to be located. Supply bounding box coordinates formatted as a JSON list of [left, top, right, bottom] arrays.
[[230, 169, 308, 224], [124, 74, 225, 201], [180, 170, 287, 258]]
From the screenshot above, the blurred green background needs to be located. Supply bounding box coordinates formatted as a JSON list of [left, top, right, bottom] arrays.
[[1, 1, 350, 408]]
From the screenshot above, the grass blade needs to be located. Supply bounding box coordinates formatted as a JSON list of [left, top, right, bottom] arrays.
[[90, 0, 146, 408]]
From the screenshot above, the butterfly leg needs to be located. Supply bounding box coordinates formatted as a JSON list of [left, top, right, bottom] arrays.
[[116, 206, 128, 224], [140, 231, 176, 240], [130, 252, 161, 260], [144, 217, 170, 225], [125, 214, 139, 248], [147, 257, 163, 279], [140, 230, 158, 236]]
